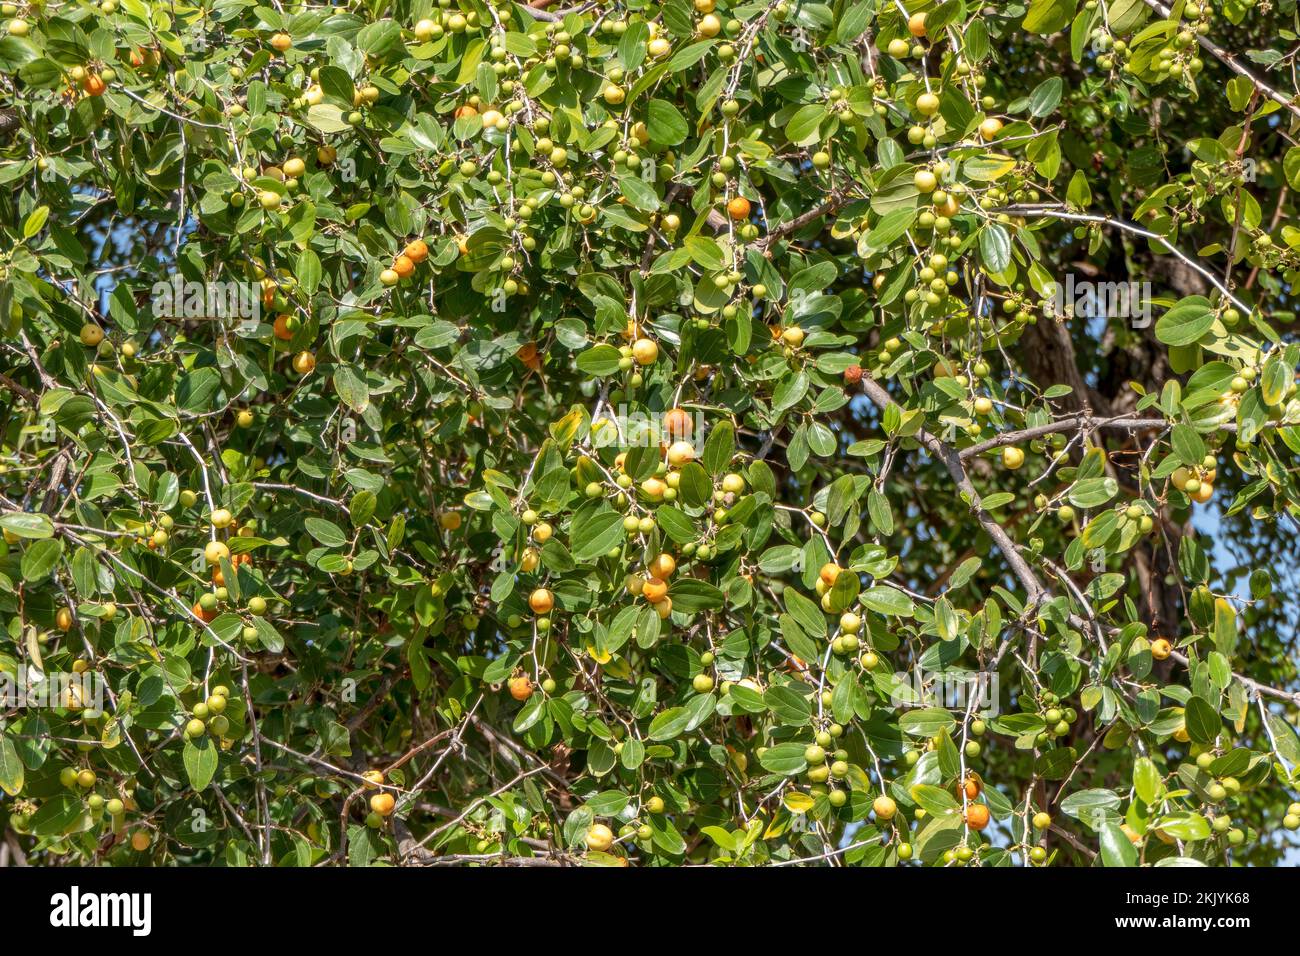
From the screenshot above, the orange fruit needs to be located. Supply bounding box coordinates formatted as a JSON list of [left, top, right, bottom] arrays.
[[528, 588, 554, 614], [272, 314, 294, 340], [641, 577, 669, 603], [369, 792, 396, 816], [404, 239, 429, 263], [726, 196, 751, 221], [663, 407, 693, 439], [959, 773, 982, 801], [964, 803, 990, 830], [82, 74, 106, 96], [454, 104, 478, 119], [270, 33, 292, 52], [508, 675, 533, 701], [392, 254, 415, 277], [648, 553, 676, 580]]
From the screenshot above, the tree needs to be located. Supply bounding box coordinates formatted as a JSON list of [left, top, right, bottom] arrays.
[[1, 0, 1299, 868]]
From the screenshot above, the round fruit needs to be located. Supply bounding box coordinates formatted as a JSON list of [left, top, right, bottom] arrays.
[[270, 32, 292, 52], [80, 323, 105, 346], [586, 823, 614, 851], [632, 338, 659, 365], [908, 11, 928, 36], [649, 553, 676, 579], [666, 441, 695, 467], [204, 540, 230, 565], [508, 675, 533, 701], [873, 795, 897, 820], [369, 792, 395, 816], [1150, 637, 1172, 660], [663, 407, 693, 438], [726, 196, 751, 221], [293, 350, 316, 374], [1001, 446, 1025, 470], [964, 803, 990, 830], [528, 588, 554, 614]]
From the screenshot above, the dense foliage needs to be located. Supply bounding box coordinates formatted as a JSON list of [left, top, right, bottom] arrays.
[[3, 0, 1300, 867]]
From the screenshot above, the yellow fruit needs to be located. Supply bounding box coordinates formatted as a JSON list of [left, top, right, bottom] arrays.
[[1001, 446, 1025, 470], [908, 11, 928, 36], [698, 13, 722, 36], [916, 92, 940, 116], [369, 792, 395, 816], [211, 508, 233, 528], [632, 338, 659, 365], [667, 440, 695, 467], [586, 823, 614, 851], [873, 795, 897, 820], [528, 588, 554, 614], [781, 326, 805, 348], [293, 350, 316, 374], [79, 323, 105, 346], [362, 770, 384, 788], [1150, 637, 1172, 660], [648, 553, 676, 579], [204, 540, 230, 565], [979, 117, 1003, 141]]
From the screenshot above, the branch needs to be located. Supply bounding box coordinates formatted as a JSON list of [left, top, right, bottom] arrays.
[[996, 205, 1253, 317], [1142, 0, 1300, 122], [860, 374, 1046, 602]]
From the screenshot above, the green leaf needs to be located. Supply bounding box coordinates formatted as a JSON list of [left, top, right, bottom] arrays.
[[1155, 297, 1215, 347], [1099, 821, 1139, 866], [0, 735, 23, 796], [1184, 695, 1221, 745], [183, 736, 219, 791], [0, 512, 55, 539]]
